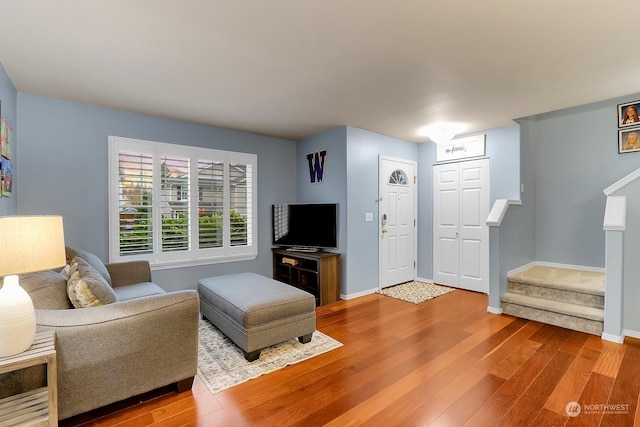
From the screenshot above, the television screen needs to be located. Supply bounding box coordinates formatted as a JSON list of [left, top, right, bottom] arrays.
[[272, 203, 338, 250]]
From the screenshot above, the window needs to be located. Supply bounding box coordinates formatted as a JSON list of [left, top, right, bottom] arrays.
[[388, 169, 408, 186], [109, 136, 257, 268]]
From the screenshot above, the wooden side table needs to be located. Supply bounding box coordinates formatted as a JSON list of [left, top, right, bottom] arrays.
[[0, 332, 57, 426]]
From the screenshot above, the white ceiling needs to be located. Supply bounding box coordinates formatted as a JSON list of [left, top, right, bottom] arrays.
[[1, 1, 639, 142]]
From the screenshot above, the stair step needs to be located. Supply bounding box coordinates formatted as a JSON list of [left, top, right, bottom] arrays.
[[502, 265, 606, 336], [508, 265, 604, 295], [502, 292, 603, 321]]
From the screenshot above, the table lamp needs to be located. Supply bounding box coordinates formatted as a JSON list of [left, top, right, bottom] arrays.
[[0, 216, 65, 357]]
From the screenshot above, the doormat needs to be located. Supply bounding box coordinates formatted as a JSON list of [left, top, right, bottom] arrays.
[[378, 280, 455, 304]]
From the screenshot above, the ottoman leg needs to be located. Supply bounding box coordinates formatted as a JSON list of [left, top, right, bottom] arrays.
[[244, 349, 261, 362], [298, 333, 313, 344]]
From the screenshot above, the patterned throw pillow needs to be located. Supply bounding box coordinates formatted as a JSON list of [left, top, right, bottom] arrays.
[[67, 256, 118, 308]]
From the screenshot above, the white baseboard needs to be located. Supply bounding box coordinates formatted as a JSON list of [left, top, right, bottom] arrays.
[[487, 306, 503, 315], [507, 262, 537, 276], [623, 328, 640, 340], [508, 261, 605, 276], [341, 288, 378, 300], [602, 332, 625, 343]]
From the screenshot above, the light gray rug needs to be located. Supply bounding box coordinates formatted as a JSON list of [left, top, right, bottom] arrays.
[[378, 280, 455, 304], [197, 319, 343, 395]]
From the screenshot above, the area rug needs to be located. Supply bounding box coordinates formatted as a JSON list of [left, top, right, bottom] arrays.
[[378, 280, 455, 304], [197, 319, 343, 395]]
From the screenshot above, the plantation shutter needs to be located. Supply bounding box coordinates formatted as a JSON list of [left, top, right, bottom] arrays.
[[109, 136, 257, 267], [198, 160, 223, 249], [118, 151, 153, 256], [160, 156, 190, 252], [229, 163, 252, 247]]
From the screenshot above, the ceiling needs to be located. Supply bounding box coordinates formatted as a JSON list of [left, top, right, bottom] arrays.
[[1, 1, 639, 143]]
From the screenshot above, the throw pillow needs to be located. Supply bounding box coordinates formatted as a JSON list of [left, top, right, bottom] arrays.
[[67, 256, 118, 308], [65, 247, 113, 286]]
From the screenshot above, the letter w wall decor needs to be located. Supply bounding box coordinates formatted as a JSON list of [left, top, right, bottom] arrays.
[[307, 150, 327, 183]]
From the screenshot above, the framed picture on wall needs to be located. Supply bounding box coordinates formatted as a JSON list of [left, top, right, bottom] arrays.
[[618, 100, 640, 127], [1, 119, 12, 159], [1, 157, 12, 197], [619, 126, 640, 153]]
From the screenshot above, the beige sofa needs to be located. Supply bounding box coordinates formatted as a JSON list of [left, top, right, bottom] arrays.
[[1, 247, 200, 420]]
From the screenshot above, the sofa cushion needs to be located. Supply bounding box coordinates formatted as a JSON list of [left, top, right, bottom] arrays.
[[20, 269, 73, 310], [66, 247, 112, 286], [67, 257, 118, 308], [113, 282, 166, 301]]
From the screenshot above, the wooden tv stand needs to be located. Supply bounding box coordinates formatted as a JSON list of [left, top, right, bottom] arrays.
[[272, 248, 340, 306]]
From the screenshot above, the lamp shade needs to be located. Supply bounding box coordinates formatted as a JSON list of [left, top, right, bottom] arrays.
[[0, 216, 65, 357], [0, 216, 66, 277]]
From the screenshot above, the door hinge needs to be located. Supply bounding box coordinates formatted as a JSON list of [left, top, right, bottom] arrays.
[[414, 176, 417, 184], [414, 261, 416, 268]]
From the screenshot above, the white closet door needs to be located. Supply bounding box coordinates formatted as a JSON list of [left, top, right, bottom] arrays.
[[433, 158, 489, 293]]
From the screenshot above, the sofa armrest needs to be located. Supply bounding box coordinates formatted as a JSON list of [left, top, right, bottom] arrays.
[[36, 290, 199, 420], [104, 260, 152, 287]]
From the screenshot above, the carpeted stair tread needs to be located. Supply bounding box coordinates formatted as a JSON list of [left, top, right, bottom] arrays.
[[502, 292, 604, 321], [508, 265, 604, 296]]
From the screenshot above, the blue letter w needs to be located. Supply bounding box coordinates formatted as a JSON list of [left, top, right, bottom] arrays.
[[307, 150, 327, 183]]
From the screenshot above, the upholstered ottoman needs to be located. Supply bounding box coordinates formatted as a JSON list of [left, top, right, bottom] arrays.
[[198, 273, 316, 361]]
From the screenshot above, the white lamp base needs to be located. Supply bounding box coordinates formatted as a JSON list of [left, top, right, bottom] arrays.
[[0, 275, 36, 357]]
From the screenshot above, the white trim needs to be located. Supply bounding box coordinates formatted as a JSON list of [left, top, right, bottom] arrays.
[[623, 329, 640, 340], [602, 332, 625, 343], [603, 196, 626, 231], [416, 276, 433, 283], [534, 261, 605, 274], [506, 262, 537, 277], [486, 199, 522, 227], [603, 167, 640, 196], [508, 261, 605, 276], [149, 253, 257, 271], [487, 306, 503, 315], [108, 135, 258, 267], [341, 288, 378, 300]]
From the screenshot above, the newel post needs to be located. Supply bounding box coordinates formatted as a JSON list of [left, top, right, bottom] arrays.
[[602, 196, 626, 343]]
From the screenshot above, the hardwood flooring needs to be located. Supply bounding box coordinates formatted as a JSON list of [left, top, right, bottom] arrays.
[[62, 290, 640, 426]]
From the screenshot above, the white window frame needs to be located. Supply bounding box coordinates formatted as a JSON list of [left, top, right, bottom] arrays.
[[108, 136, 258, 269]]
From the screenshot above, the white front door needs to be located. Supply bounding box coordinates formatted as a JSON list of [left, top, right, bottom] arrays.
[[379, 156, 417, 289], [433, 158, 489, 293]]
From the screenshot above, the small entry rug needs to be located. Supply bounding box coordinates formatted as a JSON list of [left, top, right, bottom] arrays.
[[197, 319, 343, 395], [378, 280, 455, 304]]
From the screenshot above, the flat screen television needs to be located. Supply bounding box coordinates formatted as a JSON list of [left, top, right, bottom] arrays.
[[272, 203, 338, 251]]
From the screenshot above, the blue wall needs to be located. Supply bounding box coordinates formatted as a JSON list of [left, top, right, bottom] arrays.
[[346, 127, 418, 297], [297, 126, 419, 298], [0, 64, 17, 216], [17, 93, 297, 291], [519, 95, 640, 268], [296, 127, 348, 293], [418, 125, 521, 281]]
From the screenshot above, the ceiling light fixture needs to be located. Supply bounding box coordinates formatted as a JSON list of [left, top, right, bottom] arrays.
[[419, 123, 466, 145]]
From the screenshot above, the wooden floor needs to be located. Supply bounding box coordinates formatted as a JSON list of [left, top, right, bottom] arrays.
[[62, 290, 640, 427]]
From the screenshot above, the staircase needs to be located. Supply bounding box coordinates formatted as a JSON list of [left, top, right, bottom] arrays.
[[502, 265, 605, 336]]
